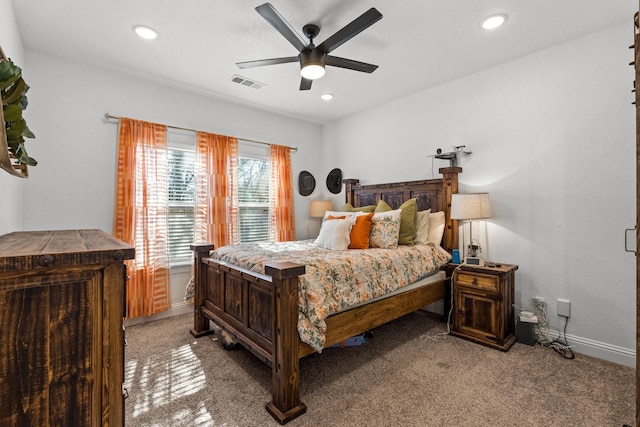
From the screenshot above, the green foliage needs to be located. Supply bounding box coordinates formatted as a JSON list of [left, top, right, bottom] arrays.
[[1, 58, 36, 166]]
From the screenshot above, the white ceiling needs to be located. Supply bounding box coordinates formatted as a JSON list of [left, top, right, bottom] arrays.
[[10, 0, 636, 124]]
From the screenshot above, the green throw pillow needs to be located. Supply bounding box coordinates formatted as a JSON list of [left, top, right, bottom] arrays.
[[374, 200, 392, 212], [340, 202, 376, 212], [397, 198, 418, 245]]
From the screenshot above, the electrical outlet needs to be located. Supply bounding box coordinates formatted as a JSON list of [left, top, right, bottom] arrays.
[[557, 298, 570, 317], [533, 296, 546, 309]]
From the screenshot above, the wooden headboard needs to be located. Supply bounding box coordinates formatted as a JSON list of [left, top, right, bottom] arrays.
[[343, 167, 461, 252]]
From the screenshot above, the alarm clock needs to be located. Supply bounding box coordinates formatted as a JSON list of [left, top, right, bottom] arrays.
[[464, 256, 485, 266]]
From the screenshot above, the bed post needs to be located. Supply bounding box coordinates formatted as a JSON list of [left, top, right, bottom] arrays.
[[264, 262, 307, 425], [190, 243, 215, 337], [439, 166, 462, 251], [343, 179, 359, 206]]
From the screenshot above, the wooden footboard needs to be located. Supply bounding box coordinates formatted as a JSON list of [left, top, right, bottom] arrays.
[[190, 244, 307, 424]]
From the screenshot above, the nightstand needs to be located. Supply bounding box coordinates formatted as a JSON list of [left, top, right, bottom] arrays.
[[451, 263, 518, 351]]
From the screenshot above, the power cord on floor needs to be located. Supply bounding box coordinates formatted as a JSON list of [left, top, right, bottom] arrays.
[[533, 301, 575, 360], [420, 264, 462, 342]]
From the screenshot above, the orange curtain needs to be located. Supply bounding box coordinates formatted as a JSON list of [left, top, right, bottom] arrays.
[[113, 118, 170, 319], [195, 131, 239, 247], [269, 144, 296, 242]]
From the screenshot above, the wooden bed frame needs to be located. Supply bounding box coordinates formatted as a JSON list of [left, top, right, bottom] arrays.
[[190, 166, 461, 424]]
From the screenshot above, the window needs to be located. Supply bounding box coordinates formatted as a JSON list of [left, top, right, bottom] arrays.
[[238, 156, 270, 242], [166, 138, 271, 266], [167, 147, 195, 266]]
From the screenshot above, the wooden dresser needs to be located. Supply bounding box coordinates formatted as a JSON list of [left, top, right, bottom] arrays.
[[0, 229, 134, 426]]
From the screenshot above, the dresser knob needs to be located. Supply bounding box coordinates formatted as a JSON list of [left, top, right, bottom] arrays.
[[38, 255, 55, 267], [472, 278, 478, 286]]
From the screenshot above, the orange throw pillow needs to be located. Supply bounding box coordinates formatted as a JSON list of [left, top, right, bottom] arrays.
[[348, 213, 374, 249]]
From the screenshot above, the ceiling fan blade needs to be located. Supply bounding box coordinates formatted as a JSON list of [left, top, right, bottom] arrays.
[[236, 56, 299, 69], [256, 3, 308, 52], [300, 78, 312, 90], [316, 8, 383, 54], [325, 56, 378, 73]]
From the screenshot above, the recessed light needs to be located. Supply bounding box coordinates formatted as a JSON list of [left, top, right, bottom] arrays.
[[134, 25, 158, 40], [480, 14, 507, 30], [321, 93, 334, 101]]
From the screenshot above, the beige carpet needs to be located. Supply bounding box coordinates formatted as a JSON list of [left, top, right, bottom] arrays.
[[124, 312, 634, 426]]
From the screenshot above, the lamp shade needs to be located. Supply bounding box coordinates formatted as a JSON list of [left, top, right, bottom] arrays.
[[309, 200, 333, 218], [450, 193, 492, 220]]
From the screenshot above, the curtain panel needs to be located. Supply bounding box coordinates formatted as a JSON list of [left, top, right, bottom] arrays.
[[113, 118, 170, 319], [269, 144, 296, 242], [195, 131, 239, 247]]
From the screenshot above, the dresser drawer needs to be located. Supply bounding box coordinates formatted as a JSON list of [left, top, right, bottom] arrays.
[[455, 271, 499, 293]]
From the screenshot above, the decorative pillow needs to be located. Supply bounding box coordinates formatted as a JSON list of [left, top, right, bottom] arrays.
[[414, 209, 432, 244], [313, 218, 352, 250], [374, 199, 392, 212], [323, 210, 359, 221], [348, 212, 374, 249], [339, 202, 376, 213], [374, 199, 417, 245], [427, 211, 446, 245], [397, 198, 418, 245], [328, 213, 374, 249], [369, 209, 402, 249]]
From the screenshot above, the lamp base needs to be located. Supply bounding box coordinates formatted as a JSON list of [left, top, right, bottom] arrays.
[[467, 243, 481, 258]]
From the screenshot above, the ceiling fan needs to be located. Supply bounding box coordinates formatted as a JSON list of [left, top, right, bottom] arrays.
[[237, 3, 383, 90]]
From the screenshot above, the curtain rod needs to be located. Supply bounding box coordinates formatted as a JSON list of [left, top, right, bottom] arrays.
[[104, 113, 298, 152]]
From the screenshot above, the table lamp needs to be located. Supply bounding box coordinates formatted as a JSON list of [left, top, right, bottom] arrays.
[[450, 193, 492, 263], [309, 200, 333, 219]]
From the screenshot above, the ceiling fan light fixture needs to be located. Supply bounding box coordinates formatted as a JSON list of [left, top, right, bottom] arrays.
[[480, 14, 507, 30], [300, 49, 326, 80], [301, 63, 325, 80]]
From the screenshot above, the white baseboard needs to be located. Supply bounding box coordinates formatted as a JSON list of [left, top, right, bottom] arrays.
[[124, 301, 193, 327], [538, 327, 635, 367]]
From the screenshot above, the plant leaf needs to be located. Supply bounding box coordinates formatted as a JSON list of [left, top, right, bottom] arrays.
[[1, 77, 25, 104], [16, 144, 37, 166], [0, 73, 20, 91], [3, 104, 22, 122], [18, 94, 28, 110], [0, 60, 19, 81], [6, 118, 26, 140], [6, 137, 22, 151], [23, 125, 35, 139]]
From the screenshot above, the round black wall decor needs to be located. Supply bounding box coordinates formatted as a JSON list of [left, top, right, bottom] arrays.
[[326, 168, 342, 194], [298, 170, 316, 196]]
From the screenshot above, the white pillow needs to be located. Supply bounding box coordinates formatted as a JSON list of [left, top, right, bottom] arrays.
[[322, 210, 360, 221], [427, 211, 446, 245], [369, 209, 402, 249], [313, 218, 352, 250], [414, 209, 432, 245]]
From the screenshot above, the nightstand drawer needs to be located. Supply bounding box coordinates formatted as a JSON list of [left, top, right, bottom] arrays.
[[455, 271, 499, 293]]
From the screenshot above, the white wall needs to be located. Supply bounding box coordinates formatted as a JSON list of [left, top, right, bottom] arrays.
[[0, 0, 24, 235], [323, 23, 636, 366]]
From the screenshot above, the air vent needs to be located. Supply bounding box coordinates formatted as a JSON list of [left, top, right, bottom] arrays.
[[231, 75, 265, 89]]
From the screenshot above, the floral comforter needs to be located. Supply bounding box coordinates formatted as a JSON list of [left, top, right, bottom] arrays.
[[210, 240, 451, 352]]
